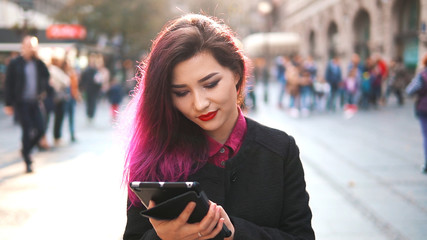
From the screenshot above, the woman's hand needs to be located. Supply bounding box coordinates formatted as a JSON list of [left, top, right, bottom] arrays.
[[218, 206, 234, 240], [148, 200, 234, 240]]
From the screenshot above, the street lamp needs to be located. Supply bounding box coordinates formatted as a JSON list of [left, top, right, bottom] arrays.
[[258, 1, 272, 15], [258, 1, 273, 32], [257, 1, 274, 62], [257, 1, 273, 103]]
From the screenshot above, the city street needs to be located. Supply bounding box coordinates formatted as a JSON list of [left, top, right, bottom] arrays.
[[1, 82, 427, 240]]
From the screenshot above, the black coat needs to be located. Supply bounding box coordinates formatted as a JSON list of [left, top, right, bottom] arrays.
[[4, 56, 50, 106], [124, 118, 315, 240], [79, 66, 100, 93]]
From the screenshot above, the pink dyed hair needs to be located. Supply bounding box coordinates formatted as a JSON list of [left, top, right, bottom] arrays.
[[123, 14, 248, 206]]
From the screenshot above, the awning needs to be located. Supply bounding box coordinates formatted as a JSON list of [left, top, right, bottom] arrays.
[[243, 32, 300, 58]]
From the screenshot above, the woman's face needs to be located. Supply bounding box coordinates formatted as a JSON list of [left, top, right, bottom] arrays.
[[171, 51, 239, 143]]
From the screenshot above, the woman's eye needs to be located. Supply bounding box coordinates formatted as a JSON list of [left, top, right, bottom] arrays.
[[173, 91, 189, 97], [205, 80, 219, 89]]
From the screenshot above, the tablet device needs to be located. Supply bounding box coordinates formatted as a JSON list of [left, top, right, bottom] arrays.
[[129, 181, 232, 237], [129, 181, 202, 208]]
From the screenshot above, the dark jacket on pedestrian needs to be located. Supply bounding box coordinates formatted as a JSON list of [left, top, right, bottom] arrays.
[[79, 66, 100, 93], [325, 60, 342, 87], [107, 82, 123, 105], [4, 56, 50, 106], [406, 68, 427, 117], [123, 118, 315, 240]]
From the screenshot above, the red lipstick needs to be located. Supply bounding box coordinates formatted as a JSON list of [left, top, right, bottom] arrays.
[[198, 110, 218, 121]]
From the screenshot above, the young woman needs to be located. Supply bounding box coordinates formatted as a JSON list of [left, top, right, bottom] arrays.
[[123, 14, 315, 240]]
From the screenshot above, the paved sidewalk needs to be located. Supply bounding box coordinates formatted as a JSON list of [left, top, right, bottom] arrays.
[[248, 82, 427, 240], [0, 100, 128, 240]]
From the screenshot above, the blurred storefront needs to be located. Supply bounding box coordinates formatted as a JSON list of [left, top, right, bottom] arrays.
[[281, 0, 425, 76], [0, 27, 114, 101], [0, 1, 116, 101], [0, 27, 80, 100], [243, 32, 300, 58]]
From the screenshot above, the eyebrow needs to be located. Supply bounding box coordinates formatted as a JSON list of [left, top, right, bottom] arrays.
[[171, 72, 219, 88]]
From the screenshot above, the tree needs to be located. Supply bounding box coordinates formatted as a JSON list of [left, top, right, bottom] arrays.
[[55, 0, 171, 59]]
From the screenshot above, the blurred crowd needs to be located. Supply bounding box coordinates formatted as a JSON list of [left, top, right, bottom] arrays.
[[2, 36, 136, 173], [40, 52, 135, 147], [0, 35, 420, 173], [246, 52, 412, 118]]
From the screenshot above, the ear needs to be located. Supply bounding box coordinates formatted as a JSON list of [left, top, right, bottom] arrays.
[[234, 73, 240, 86]]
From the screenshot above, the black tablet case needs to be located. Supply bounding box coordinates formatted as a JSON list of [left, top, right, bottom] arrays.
[[140, 190, 209, 223], [137, 185, 231, 237]]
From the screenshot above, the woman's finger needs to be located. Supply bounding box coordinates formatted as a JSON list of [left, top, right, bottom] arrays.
[[148, 200, 156, 209], [201, 218, 225, 239], [176, 201, 196, 225], [202, 204, 221, 233]]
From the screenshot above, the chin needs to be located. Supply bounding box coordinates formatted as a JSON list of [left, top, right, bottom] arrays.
[[197, 120, 221, 132]]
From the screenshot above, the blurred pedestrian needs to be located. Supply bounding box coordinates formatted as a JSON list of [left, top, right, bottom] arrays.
[[276, 56, 287, 109], [96, 55, 111, 96], [325, 56, 342, 111], [343, 67, 360, 118], [80, 54, 102, 123], [49, 56, 70, 145], [348, 53, 363, 73], [122, 14, 314, 240], [38, 81, 54, 150], [343, 67, 360, 106], [406, 53, 427, 174], [371, 53, 388, 107], [301, 56, 316, 115], [386, 57, 408, 106], [3, 36, 50, 173], [359, 57, 374, 109], [299, 69, 313, 116], [106, 77, 123, 122], [244, 66, 257, 111], [304, 56, 318, 81], [62, 58, 81, 142], [286, 60, 301, 117], [123, 58, 136, 97], [370, 63, 383, 108], [312, 77, 330, 112], [303, 56, 317, 111]]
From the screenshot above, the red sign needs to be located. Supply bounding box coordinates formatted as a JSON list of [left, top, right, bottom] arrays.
[[46, 24, 87, 40]]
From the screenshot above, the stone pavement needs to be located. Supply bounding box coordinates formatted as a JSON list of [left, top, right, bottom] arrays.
[[249, 82, 427, 240], [0, 99, 128, 240], [0, 82, 426, 240]]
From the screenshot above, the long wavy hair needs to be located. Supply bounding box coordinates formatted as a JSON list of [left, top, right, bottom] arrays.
[[124, 14, 248, 206]]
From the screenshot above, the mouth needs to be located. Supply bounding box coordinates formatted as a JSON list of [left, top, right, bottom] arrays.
[[198, 110, 218, 121]]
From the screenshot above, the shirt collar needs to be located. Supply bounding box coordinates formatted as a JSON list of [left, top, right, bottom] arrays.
[[207, 108, 247, 157]]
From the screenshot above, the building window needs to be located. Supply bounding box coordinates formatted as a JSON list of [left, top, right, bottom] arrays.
[[327, 22, 338, 59], [309, 30, 316, 58], [353, 9, 370, 63], [393, 0, 420, 71]]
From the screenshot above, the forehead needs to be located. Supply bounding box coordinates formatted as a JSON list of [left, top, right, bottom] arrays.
[[22, 37, 38, 48], [172, 52, 227, 83]]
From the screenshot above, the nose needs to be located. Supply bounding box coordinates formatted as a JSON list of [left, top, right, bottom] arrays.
[[193, 90, 210, 111]]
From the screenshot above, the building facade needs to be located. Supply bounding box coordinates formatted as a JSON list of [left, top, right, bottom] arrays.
[[282, 0, 425, 75]]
